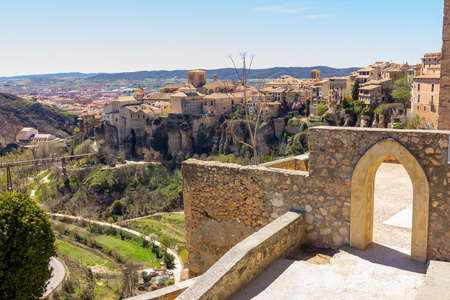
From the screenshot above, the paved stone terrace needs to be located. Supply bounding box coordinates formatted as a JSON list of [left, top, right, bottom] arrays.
[[230, 245, 426, 300], [231, 163, 427, 299]]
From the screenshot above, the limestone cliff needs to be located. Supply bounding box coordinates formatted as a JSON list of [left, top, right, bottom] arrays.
[[98, 114, 309, 160]]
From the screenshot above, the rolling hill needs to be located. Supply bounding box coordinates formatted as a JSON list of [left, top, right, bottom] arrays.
[[86, 66, 360, 81], [0, 92, 78, 143]]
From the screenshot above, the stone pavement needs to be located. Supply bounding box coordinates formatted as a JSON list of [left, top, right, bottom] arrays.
[[230, 244, 426, 300], [230, 163, 434, 299], [416, 260, 450, 300]]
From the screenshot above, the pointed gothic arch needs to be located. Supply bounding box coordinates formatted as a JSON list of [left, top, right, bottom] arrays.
[[350, 139, 429, 262]]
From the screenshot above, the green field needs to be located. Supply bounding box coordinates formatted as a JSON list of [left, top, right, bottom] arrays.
[[95, 234, 161, 268], [53, 220, 162, 268], [56, 237, 114, 269], [125, 213, 186, 246]]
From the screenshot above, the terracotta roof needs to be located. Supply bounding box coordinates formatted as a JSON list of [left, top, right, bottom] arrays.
[[359, 85, 381, 90], [415, 73, 440, 79], [145, 92, 171, 100]]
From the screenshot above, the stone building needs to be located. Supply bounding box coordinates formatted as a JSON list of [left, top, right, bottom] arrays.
[[78, 112, 102, 135], [358, 78, 393, 109], [311, 69, 321, 79], [187, 70, 207, 88], [328, 77, 349, 108], [169, 86, 204, 114], [102, 96, 141, 126], [412, 73, 440, 129], [202, 93, 243, 115], [16, 127, 38, 142], [411, 52, 442, 129], [311, 79, 329, 104]]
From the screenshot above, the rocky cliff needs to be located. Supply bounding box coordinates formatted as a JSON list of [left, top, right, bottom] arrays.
[[99, 114, 309, 160]]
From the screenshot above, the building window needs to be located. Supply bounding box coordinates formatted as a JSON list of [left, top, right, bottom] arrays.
[[417, 83, 421, 91], [431, 95, 434, 104], [424, 106, 426, 111], [418, 94, 420, 103], [431, 84, 435, 92], [417, 106, 419, 110]]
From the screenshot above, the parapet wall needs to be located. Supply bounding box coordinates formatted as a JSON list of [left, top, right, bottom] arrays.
[[183, 127, 450, 276], [179, 211, 305, 300]]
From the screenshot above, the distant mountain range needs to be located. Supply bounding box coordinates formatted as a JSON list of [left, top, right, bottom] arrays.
[[86, 66, 360, 81], [0, 66, 360, 81]]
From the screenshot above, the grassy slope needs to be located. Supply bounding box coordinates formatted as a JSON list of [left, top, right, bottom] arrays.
[[60, 222, 162, 268], [57, 237, 115, 270], [0, 92, 78, 139], [126, 214, 186, 246]]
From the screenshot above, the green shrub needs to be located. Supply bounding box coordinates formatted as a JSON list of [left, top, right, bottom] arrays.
[[315, 104, 327, 116]]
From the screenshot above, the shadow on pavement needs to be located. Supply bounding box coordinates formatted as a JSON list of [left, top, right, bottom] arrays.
[[229, 258, 295, 300], [342, 243, 426, 274]]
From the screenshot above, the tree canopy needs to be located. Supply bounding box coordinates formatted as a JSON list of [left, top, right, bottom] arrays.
[[392, 76, 412, 106], [0, 193, 56, 299], [351, 79, 360, 101]]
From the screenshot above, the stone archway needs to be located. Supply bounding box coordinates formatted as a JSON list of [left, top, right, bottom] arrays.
[[350, 139, 429, 262]]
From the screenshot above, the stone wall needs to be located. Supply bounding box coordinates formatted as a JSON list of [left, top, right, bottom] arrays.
[[183, 127, 450, 276], [260, 154, 309, 171], [179, 211, 305, 300], [439, 0, 450, 130]]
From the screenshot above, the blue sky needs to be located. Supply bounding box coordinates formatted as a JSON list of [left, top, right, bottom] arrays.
[[0, 0, 445, 76]]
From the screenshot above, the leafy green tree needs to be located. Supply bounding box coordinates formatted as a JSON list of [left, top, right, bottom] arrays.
[[0, 193, 56, 299], [352, 79, 360, 101], [305, 99, 310, 116], [163, 252, 175, 269], [315, 103, 327, 116], [354, 100, 366, 115], [150, 130, 169, 154], [160, 236, 171, 251], [111, 200, 125, 216], [392, 76, 412, 106], [341, 97, 354, 110]]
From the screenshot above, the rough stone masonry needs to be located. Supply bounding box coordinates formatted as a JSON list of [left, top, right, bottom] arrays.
[[182, 127, 450, 277]]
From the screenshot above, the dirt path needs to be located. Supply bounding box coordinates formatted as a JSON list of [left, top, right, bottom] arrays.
[[30, 171, 50, 199]]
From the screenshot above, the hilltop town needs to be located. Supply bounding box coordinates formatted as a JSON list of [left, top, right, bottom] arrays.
[[47, 53, 434, 163]]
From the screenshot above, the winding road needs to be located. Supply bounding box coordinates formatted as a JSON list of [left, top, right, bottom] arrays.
[[49, 213, 184, 283], [43, 257, 66, 298]]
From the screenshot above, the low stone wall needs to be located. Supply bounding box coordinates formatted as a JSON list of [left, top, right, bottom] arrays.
[[178, 211, 305, 300], [261, 153, 309, 171], [125, 278, 197, 300]]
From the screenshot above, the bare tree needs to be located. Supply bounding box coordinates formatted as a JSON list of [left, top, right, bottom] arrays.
[[225, 53, 267, 165]]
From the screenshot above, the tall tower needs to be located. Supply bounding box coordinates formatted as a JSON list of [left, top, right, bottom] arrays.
[[187, 70, 207, 88], [439, 0, 450, 130], [311, 69, 321, 80]]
